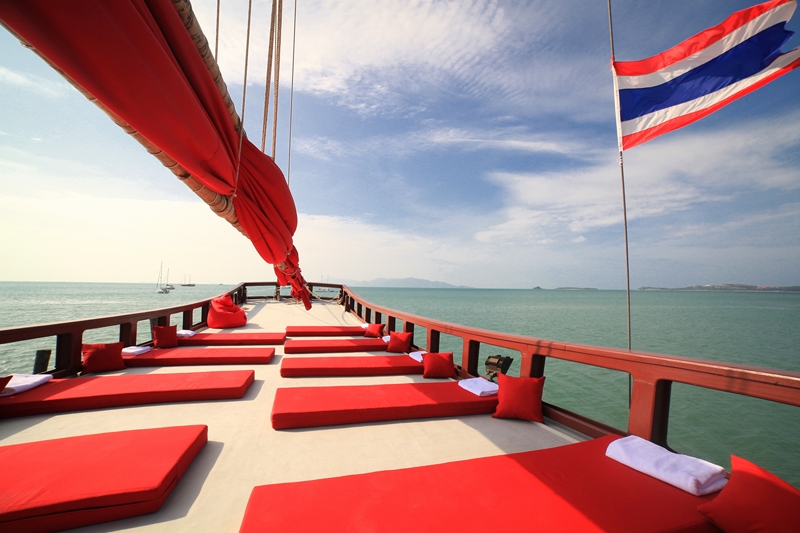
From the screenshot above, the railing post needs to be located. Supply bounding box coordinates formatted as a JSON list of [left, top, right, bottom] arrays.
[[427, 329, 440, 353], [33, 349, 51, 374], [404, 321, 414, 346], [182, 310, 194, 330], [365, 308, 372, 323], [462, 339, 480, 376], [55, 332, 83, 376], [627, 377, 672, 445], [357, 303, 363, 318], [520, 350, 546, 378], [387, 316, 396, 332], [375, 311, 382, 324], [201, 303, 210, 324], [119, 321, 137, 347]]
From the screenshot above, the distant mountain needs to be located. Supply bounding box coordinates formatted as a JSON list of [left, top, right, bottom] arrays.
[[638, 284, 800, 292], [335, 277, 470, 289]]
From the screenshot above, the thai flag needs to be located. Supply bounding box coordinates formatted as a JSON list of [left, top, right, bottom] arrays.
[[613, 0, 800, 150]]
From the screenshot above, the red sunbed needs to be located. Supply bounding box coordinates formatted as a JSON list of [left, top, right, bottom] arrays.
[[280, 355, 423, 377], [0, 370, 254, 419], [240, 435, 718, 533], [0, 425, 208, 533], [283, 338, 389, 354], [178, 332, 286, 346], [124, 347, 275, 367], [285, 325, 367, 337], [271, 382, 497, 429]]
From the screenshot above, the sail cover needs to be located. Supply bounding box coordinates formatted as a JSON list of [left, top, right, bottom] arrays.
[[0, 0, 312, 308]]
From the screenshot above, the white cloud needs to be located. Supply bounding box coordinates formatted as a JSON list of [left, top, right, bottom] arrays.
[[0, 66, 68, 98]]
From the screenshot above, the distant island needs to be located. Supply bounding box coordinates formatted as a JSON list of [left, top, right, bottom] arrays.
[[555, 287, 598, 290], [638, 284, 800, 292], [341, 277, 471, 289]]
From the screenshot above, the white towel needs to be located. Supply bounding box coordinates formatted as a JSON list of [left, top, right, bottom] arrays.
[[177, 330, 196, 338], [122, 346, 151, 356], [0, 374, 54, 397], [408, 350, 427, 363], [359, 323, 369, 329], [382, 335, 391, 343], [605, 435, 728, 496], [458, 377, 499, 397]]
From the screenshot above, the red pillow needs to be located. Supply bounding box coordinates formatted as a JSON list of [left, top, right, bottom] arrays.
[[81, 342, 126, 374], [153, 325, 179, 348], [492, 373, 545, 422], [697, 455, 800, 533], [364, 323, 385, 338], [422, 352, 457, 379], [386, 331, 412, 353], [207, 294, 247, 328], [0, 375, 12, 393]]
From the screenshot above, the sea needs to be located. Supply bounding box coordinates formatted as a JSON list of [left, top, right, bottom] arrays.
[[1, 282, 799, 487]]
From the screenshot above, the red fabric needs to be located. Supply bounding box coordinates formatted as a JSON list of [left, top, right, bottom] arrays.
[[271, 382, 498, 430], [179, 332, 286, 346], [241, 435, 719, 533], [81, 342, 126, 374], [364, 323, 385, 338], [206, 295, 247, 329], [422, 352, 456, 379], [697, 455, 800, 533], [280, 356, 423, 377], [0, 0, 311, 308], [0, 425, 207, 533], [0, 370, 254, 419], [492, 373, 545, 423], [0, 376, 11, 393], [386, 331, 413, 353], [283, 338, 389, 354], [153, 325, 179, 348], [285, 326, 366, 337], [124, 347, 274, 367]]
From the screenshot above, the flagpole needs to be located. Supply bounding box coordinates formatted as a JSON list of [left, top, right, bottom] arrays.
[[607, 0, 633, 406]]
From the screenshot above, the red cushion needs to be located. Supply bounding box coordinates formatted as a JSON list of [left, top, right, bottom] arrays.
[[283, 338, 389, 354], [285, 326, 366, 337], [386, 331, 412, 353], [0, 425, 207, 533], [0, 376, 12, 393], [124, 347, 275, 367], [179, 332, 286, 346], [240, 435, 718, 533], [153, 325, 179, 348], [206, 294, 247, 329], [492, 374, 545, 423], [697, 455, 800, 533], [81, 343, 126, 374], [422, 352, 456, 379], [0, 370, 255, 419], [280, 356, 423, 377], [364, 323, 385, 338], [271, 382, 497, 429]]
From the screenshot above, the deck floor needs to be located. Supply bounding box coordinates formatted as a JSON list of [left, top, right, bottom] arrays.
[[0, 299, 587, 532]]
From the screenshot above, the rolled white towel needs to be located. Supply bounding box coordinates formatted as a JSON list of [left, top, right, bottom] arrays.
[[122, 346, 151, 356], [408, 350, 427, 363], [382, 335, 391, 343], [177, 330, 196, 338], [606, 435, 728, 496], [0, 374, 54, 397], [359, 323, 369, 329], [458, 377, 499, 397]]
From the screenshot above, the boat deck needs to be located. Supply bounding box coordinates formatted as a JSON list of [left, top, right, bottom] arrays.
[[0, 299, 587, 532]]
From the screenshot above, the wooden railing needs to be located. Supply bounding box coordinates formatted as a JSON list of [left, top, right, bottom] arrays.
[[341, 286, 800, 446]]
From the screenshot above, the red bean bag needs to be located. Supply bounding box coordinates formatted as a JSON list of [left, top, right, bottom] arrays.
[[206, 294, 247, 328]]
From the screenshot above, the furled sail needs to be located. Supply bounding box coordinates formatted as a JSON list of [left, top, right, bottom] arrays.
[[0, 0, 312, 308]]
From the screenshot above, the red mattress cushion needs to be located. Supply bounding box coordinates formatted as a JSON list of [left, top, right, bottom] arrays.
[[179, 332, 286, 346], [153, 325, 179, 348], [697, 455, 800, 533], [124, 347, 275, 367], [285, 326, 366, 337], [0, 425, 207, 533], [240, 435, 718, 533], [280, 356, 423, 377], [492, 374, 545, 423], [206, 294, 247, 328], [81, 342, 126, 374], [283, 338, 388, 354], [271, 382, 497, 429], [0, 370, 254, 419]]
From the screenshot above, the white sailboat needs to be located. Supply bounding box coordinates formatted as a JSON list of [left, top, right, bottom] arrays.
[[155, 262, 170, 293]]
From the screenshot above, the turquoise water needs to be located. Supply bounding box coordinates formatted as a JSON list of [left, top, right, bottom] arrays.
[[0, 282, 798, 487], [352, 287, 800, 488]]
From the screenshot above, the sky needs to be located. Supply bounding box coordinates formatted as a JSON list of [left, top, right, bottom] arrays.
[[1, 0, 799, 289]]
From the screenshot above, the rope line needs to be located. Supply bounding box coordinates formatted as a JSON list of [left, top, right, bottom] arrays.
[[260, 0, 277, 154], [214, 0, 221, 59], [234, 0, 254, 195], [271, 0, 283, 160], [287, 0, 298, 186]]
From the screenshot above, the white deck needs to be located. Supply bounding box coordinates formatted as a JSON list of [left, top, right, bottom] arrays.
[[0, 299, 587, 532]]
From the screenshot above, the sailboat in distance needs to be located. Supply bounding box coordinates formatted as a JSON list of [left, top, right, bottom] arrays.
[[155, 262, 170, 294], [181, 274, 195, 287]]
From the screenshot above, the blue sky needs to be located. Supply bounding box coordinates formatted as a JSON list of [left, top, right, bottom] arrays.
[[1, 0, 799, 288]]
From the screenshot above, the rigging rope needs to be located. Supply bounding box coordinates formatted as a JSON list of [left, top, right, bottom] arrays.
[[234, 0, 254, 194], [271, 0, 283, 160], [260, 0, 277, 154], [287, 0, 297, 186], [214, 0, 221, 59]]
